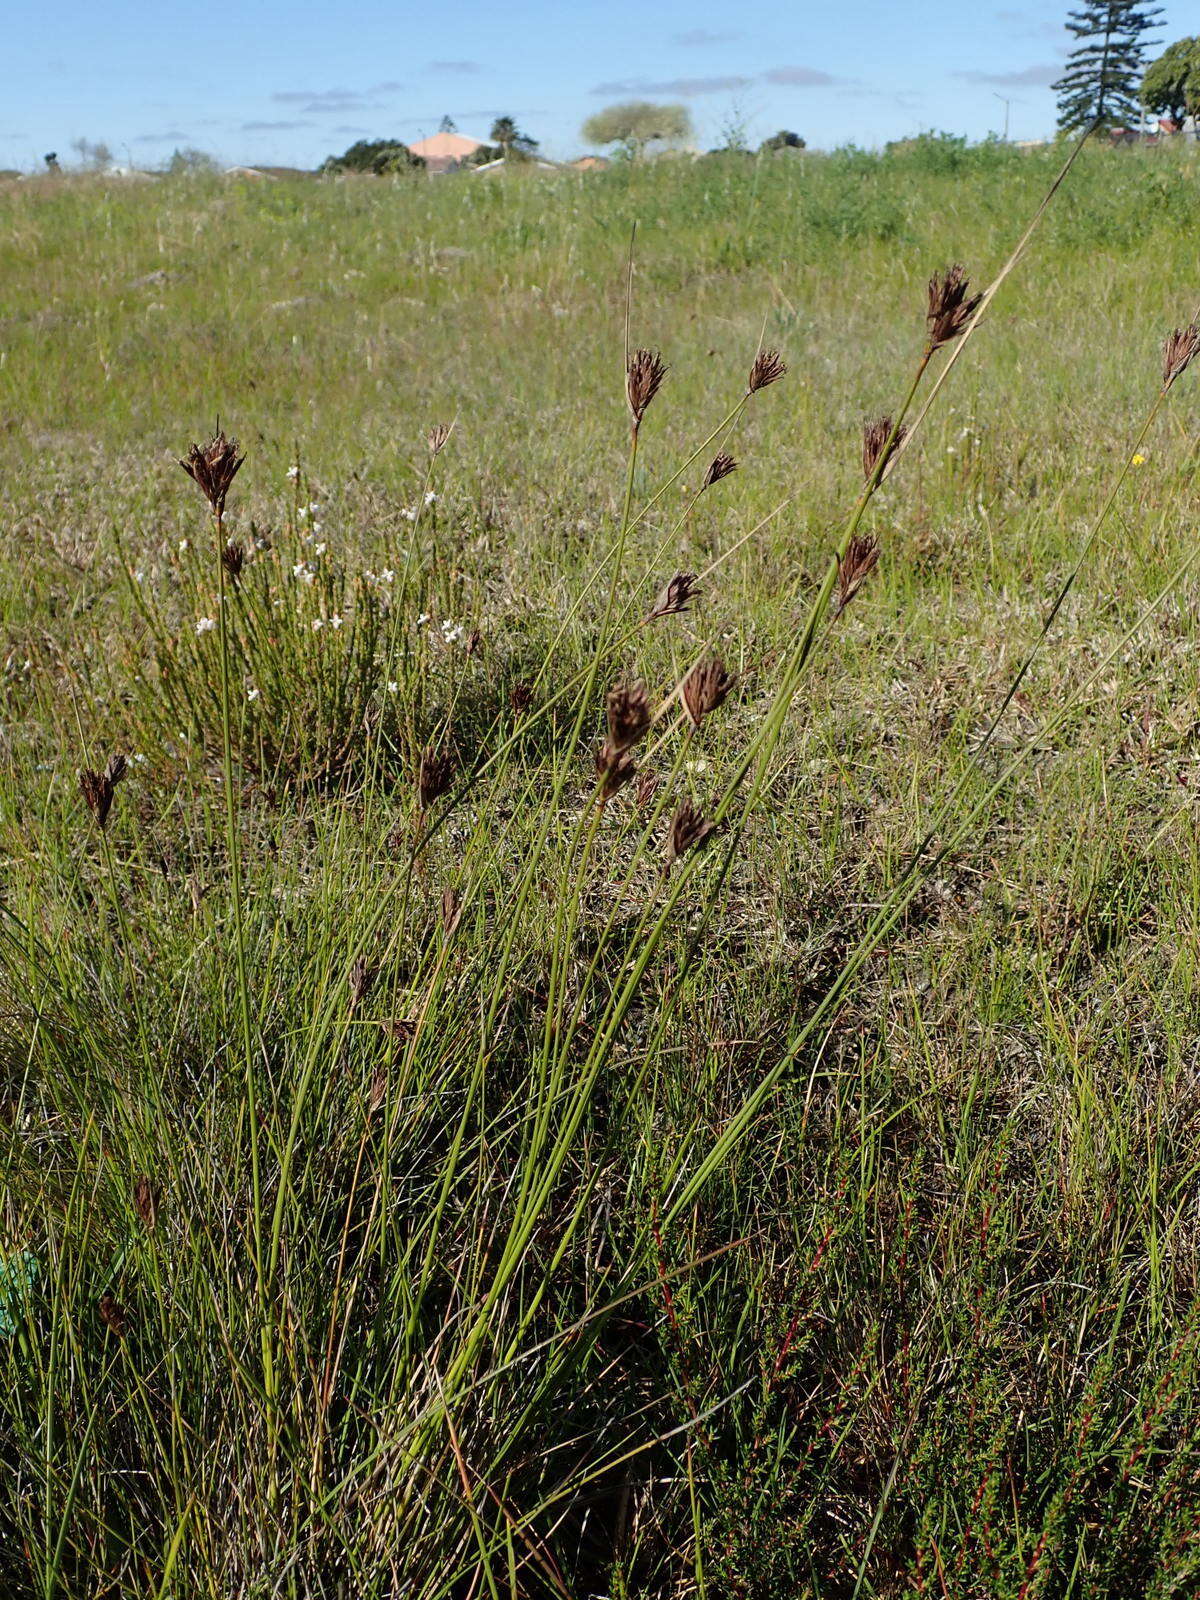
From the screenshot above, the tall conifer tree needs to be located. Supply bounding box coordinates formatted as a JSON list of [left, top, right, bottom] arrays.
[[1054, 2, 1164, 130]]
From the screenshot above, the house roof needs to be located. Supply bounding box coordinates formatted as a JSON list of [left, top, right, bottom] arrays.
[[409, 132, 486, 161]]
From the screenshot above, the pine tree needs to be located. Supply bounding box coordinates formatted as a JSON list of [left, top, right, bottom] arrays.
[[1054, 2, 1164, 131]]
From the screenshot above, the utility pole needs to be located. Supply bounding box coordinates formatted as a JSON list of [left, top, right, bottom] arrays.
[[992, 92, 1012, 140]]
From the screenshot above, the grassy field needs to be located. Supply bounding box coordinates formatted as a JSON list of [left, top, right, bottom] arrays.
[[5, 137, 1200, 1597]]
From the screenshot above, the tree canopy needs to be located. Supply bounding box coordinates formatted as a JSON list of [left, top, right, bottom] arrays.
[[487, 117, 540, 160], [1054, 2, 1163, 131], [1141, 35, 1200, 122], [760, 130, 806, 152], [320, 138, 425, 176], [580, 101, 693, 158]]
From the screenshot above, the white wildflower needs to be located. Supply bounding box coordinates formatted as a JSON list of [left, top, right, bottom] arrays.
[[380, 568, 395, 584], [196, 616, 216, 635], [178, 539, 190, 553], [286, 465, 299, 480], [314, 542, 327, 557], [330, 614, 343, 629], [247, 687, 260, 702], [387, 680, 399, 693], [424, 491, 437, 506], [312, 617, 324, 631], [416, 612, 430, 626]]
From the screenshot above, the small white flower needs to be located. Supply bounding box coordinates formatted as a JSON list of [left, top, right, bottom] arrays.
[[133, 569, 145, 583], [178, 539, 190, 553], [314, 542, 327, 557], [441, 621, 465, 645], [298, 506, 308, 520], [312, 617, 324, 630], [292, 562, 315, 584], [196, 616, 216, 635], [401, 508, 417, 522], [311, 522, 324, 535], [286, 465, 299, 480], [330, 614, 343, 629], [308, 502, 320, 514], [380, 568, 395, 584], [247, 687, 260, 702], [387, 680, 399, 693], [130, 752, 147, 765], [424, 491, 437, 506], [416, 612, 430, 626]]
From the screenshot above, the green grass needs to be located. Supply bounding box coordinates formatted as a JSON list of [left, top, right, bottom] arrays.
[[4, 137, 1200, 1596]]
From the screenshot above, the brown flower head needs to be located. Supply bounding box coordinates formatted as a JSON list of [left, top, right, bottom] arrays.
[[441, 885, 462, 937], [635, 769, 661, 810], [862, 415, 908, 480], [668, 798, 718, 864], [595, 742, 637, 803], [98, 1294, 128, 1338], [509, 679, 534, 716], [133, 1177, 158, 1231], [221, 539, 245, 581], [681, 655, 735, 729], [79, 753, 127, 830], [427, 421, 453, 456], [349, 955, 376, 1011], [645, 571, 700, 624], [835, 533, 881, 614], [747, 348, 787, 395], [1163, 325, 1200, 387], [418, 747, 455, 811], [626, 348, 668, 429], [926, 266, 982, 351], [702, 452, 738, 490], [179, 431, 244, 515], [605, 680, 651, 754]]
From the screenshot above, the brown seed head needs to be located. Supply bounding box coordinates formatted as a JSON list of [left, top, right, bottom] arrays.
[[862, 415, 908, 480], [79, 754, 126, 830], [427, 421, 453, 455], [509, 680, 534, 716], [605, 680, 651, 754], [835, 533, 881, 614], [926, 265, 983, 351], [98, 1294, 128, 1338], [681, 655, 735, 729], [668, 798, 718, 864], [595, 742, 637, 802], [133, 1176, 158, 1231], [626, 348, 668, 428], [441, 885, 462, 937], [221, 540, 245, 581], [349, 955, 375, 1011], [1163, 325, 1200, 387], [702, 452, 738, 490], [179, 431, 244, 515], [635, 769, 660, 809], [747, 348, 787, 395], [418, 747, 454, 811], [645, 571, 700, 624]]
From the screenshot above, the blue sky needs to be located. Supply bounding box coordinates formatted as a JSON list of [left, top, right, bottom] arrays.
[[4, 1, 1200, 170]]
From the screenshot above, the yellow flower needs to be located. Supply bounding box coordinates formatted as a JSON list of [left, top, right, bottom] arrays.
[[1131, 453, 1147, 466]]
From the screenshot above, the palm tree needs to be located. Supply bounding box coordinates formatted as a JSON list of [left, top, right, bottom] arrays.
[[490, 116, 518, 159]]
